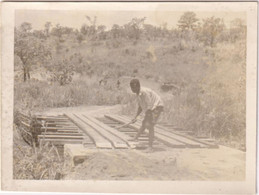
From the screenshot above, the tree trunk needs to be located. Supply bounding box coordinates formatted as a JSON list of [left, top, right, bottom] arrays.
[[27, 69, 30, 80], [23, 68, 27, 82], [23, 66, 30, 82], [210, 36, 214, 47]]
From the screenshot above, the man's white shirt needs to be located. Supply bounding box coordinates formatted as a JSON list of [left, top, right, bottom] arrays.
[[136, 87, 163, 113]]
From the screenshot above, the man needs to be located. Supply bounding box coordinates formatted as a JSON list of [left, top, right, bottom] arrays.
[[130, 79, 164, 151]]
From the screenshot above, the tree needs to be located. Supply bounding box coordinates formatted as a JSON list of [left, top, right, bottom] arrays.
[[51, 24, 63, 42], [15, 22, 51, 81], [44, 22, 52, 37], [111, 24, 121, 39], [201, 17, 225, 47], [33, 30, 46, 40], [20, 22, 32, 34], [76, 33, 84, 44], [96, 25, 107, 40], [80, 15, 97, 39], [124, 17, 146, 40], [177, 12, 199, 31], [229, 18, 246, 42]]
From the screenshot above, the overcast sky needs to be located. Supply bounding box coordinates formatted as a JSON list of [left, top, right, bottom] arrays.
[[15, 10, 246, 30]]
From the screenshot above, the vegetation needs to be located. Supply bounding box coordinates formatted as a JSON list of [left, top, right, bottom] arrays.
[[13, 125, 64, 179], [14, 12, 246, 150]]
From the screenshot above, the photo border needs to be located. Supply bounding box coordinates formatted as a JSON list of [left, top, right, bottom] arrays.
[[1, 2, 257, 194]]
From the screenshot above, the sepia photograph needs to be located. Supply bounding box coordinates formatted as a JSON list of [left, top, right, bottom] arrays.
[[1, 2, 257, 194]]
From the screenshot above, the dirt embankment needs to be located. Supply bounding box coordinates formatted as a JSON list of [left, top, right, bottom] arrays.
[[64, 150, 181, 180], [64, 145, 245, 181]]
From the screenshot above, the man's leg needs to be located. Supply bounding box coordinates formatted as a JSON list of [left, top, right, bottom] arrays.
[[148, 125, 155, 148], [135, 122, 146, 140], [134, 109, 153, 140], [147, 106, 164, 149]]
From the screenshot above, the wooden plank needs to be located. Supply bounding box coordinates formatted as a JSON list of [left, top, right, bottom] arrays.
[[36, 117, 70, 122], [84, 115, 139, 149], [38, 135, 83, 139], [40, 127, 78, 131], [20, 121, 31, 128], [57, 130, 79, 133], [65, 113, 113, 149], [43, 132, 84, 136], [39, 139, 83, 145], [155, 125, 218, 148], [115, 114, 204, 148], [55, 124, 78, 127], [76, 114, 128, 149], [105, 115, 186, 148], [36, 115, 67, 119]]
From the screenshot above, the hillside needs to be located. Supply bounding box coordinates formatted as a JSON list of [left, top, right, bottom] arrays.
[[14, 16, 246, 149]]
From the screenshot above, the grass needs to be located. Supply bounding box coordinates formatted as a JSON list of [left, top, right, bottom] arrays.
[[118, 40, 246, 150], [13, 125, 64, 180], [14, 36, 246, 150], [14, 77, 129, 112]]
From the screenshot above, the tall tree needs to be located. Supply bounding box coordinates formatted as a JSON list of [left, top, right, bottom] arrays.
[[44, 22, 52, 37], [178, 12, 199, 31], [15, 22, 51, 81], [51, 24, 63, 42], [201, 17, 225, 47], [124, 17, 146, 40]]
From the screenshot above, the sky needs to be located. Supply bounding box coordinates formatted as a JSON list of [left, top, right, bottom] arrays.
[[15, 10, 246, 30]]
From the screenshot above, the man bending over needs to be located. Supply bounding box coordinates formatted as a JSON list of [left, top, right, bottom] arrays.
[[130, 79, 164, 151]]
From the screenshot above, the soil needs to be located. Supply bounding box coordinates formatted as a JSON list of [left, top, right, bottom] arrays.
[[63, 145, 245, 180]]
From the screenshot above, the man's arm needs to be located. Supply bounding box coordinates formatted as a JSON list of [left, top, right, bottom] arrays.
[[132, 106, 142, 123]]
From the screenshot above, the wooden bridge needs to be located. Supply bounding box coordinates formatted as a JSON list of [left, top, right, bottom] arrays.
[[17, 112, 218, 150]]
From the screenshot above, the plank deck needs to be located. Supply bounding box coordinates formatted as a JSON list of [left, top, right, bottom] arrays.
[[105, 115, 186, 148], [111, 114, 218, 148], [114, 114, 205, 148], [65, 113, 112, 149], [76, 114, 128, 149], [83, 115, 138, 148]]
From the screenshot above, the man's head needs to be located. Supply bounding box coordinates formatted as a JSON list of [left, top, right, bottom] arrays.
[[130, 79, 140, 94]]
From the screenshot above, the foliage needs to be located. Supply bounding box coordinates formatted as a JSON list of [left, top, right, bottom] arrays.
[[13, 125, 64, 180], [124, 17, 146, 40], [51, 24, 74, 42], [47, 57, 75, 86], [199, 17, 225, 47], [229, 18, 246, 43], [14, 14, 247, 149], [76, 33, 84, 44], [14, 22, 52, 81], [177, 12, 199, 31], [44, 22, 52, 37]]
